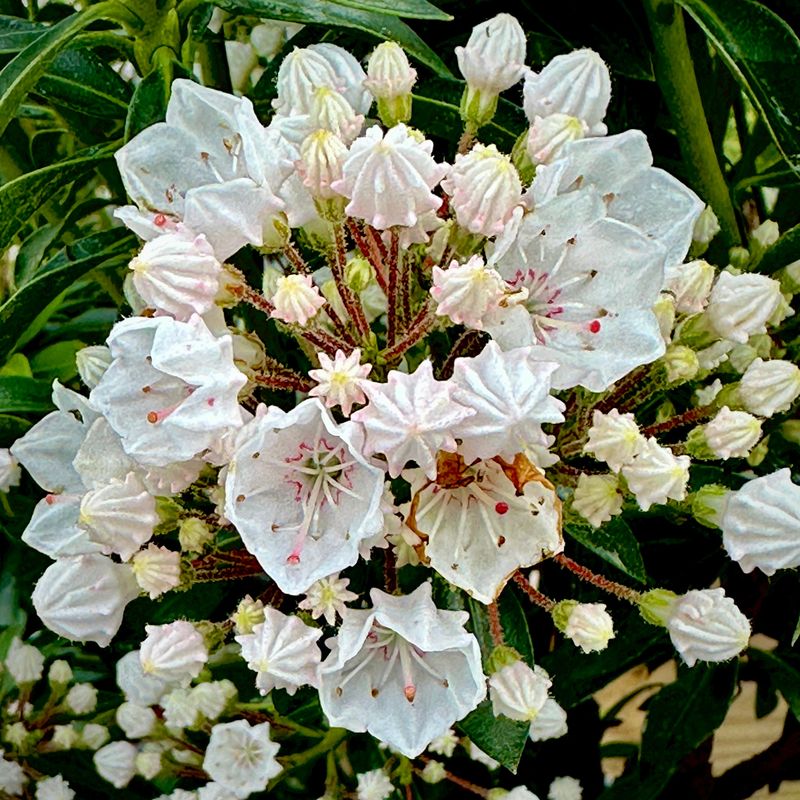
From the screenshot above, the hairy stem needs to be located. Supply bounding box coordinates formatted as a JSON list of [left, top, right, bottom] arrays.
[[513, 571, 556, 612], [553, 553, 642, 603]]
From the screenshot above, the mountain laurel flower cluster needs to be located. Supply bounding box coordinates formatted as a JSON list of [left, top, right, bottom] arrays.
[[4, 11, 799, 800]]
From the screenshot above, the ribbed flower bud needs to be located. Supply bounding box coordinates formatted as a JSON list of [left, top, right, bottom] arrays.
[[48, 660, 73, 689], [131, 544, 181, 599], [721, 468, 800, 575], [178, 517, 214, 554], [116, 702, 157, 739], [489, 660, 550, 721], [663, 344, 699, 384], [622, 438, 690, 511], [666, 588, 750, 667], [664, 259, 715, 314], [739, 358, 800, 417], [232, 595, 265, 635], [690, 484, 730, 528], [526, 113, 587, 165], [699, 406, 762, 460], [430, 255, 509, 328], [270, 274, 326, 326], [553, 601, 615, 653], [583, 409, 645, 473], [140, 621, 208, 686], [5, 638, 44, 685], [309, 86, 363, 144], [706, 272, 783, 343], [94, 741, 137, 789], [692, 205, 720, 246], [65, 683, 98, 715], [442, 144, 522, 236], [365, 42, 416, 127], [571, 473, 623, 528], [75, 345, 112, 389]]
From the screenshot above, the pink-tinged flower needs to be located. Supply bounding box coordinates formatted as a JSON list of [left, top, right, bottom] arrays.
[[442, 144, 522, 236], [365, 42, 417, 99], [270, 274, 326, 325], [318, 582, 486, 757], [225, 399, 384, 594], [298, 129, 348, 200], [456, 14, 526, 95], [331, 125, 448, 230], [351, 360, 475, 479], [235, 607, 322, 695], [308, 348, 372, 416], [298, 573, 358, 625]]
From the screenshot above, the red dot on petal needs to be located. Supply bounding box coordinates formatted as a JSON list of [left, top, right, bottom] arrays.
[[495, 502, 509, 515], [589, 320, 601, 334], [154, 214, 167, 227]]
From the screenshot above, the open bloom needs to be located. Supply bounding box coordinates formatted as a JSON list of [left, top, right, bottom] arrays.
[[319, 582, 485, 757], [225, 399, 384, 594], [308, 348, 372, 416]]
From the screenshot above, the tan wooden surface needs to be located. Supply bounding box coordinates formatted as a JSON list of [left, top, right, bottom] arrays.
[[595, 645, 800, 799]]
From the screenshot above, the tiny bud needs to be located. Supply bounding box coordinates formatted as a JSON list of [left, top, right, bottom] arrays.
[[638, 589, 679, 627], [79, 723, 109, 750], [232, 595, 265, 635], [692, 205, 720, 247], [572, 473, 623, 528], [690, 484, 730, 529], [65, 684, 98, 715], [365, 42, 416, 127], [485, 644, 522, 676], [701, 406, 762, 460], [4, 638, 44, 685], [552, 601, 615, 653], [48, 660, 73, 689], [75, 345, 112, 389], [178, 517, 214, 553], [345, 255, 374, 293], [421, 760, 447, 784], [663, 344, 699, 384]]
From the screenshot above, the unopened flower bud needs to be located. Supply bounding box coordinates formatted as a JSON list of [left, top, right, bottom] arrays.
[[692, 205, 720, 247], [707, 271, 782, 343], [663, 344, 699, 384], [94, 741, 137, 789], [135, 748, 163, 780], [345, 255, 373, 293], [421, 760, 446, 784], [750, 219, 779, 252], [309, 85, 363, 144], [584, 409, 645, 472], [48, 660, 73, 689], [140, 621, 208, 686], [232, 595, 265, 635], [75, 345, 112, 389], [653, 293, 676, 342], [700, 406, 762, 460], [549, 776, 583, 800], [116, 702, 157, 739], [132, 544, 181, 599], [4, 721, 29, 749], [666, 588, 750, 667], [79, 723, 109, 750], [571, 473, 622, 528], [5, 638, 44, 685], [178, 517, 214, 553], [622, 438, 690, 511], [740, 358, 800, 417], [270, 274, 326, 326], [365, 42, 416, 127], [49, 725, 79, 751], [527, 114, 587, 165], [664, 259, 715, 314], [552, 601, 615, 653], [65, 683, 98, 715], [729, 246, 751, 269], [489, 661, 550, 721], [298, 129, 348, 207], [690, 484, 730, 528]]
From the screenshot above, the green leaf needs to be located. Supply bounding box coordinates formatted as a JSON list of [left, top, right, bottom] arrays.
[[37, 47, 131, 118], [678, 0, 800, 174], [0, 14, 45, 54], [757, 221, 800, 274], [14, 223, 60, 285], [212, 0, 452, 77], [0, 229, 136, 360], [29, 340, 84, 382], [749, 649, 800, 721], [0, 376, 53, 413], [0, 143, 117, 256], [458, 699, 529, 773], [125, 61, 171, 140], [327, 0, 450, 21], [467, 592, 534, 667], [564, 517, 648, 584], [0, 3, 118, 140], [0, 413, 31, 446]]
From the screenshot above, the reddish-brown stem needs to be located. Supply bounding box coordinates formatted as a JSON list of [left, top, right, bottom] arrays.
[[387, 228, 400, 346], [487, 601, 505, 646], [437, 329, 489, 379], [284, 242, 310, 274], [253, 371, 313, 393], [191, 550, 264, 582], [642, 405, 715, 437], [512, 571, 556, 612], [398, 245, 412, 328], [553, 553, 641, 603], [417, 758, 488, 798], [231, 283, 274, 315], [366, 223, 389, 261], [405, 784, 413, 800], [347, 219, 389, 294], [594, 365, 651, 414], [382, 304, 435, 363], [331, 223, 371, 341], [301, 328, 352, 357]]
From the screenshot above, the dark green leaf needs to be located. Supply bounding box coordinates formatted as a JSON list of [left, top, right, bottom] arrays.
[[125, 62, 171, 140], [565, 517, 648, 584], [0, 4, 116, 139], [30, 340, 84, 382], [749, 649, 800, 721], [328, 0, 450, 21], [678, 0, 800, 174], [0, 413, 31, 445], [14, 223, 60, 285], [457, 700, 529, 773], [0, 375, 53, 413], [0, 229, 136, 359], [757, 221, 800, 274], [0, 143, 116, 255], [37, 47, 131, 118], [212, 0, 452, 77], [0, 14, 45, 54], [468, 592, 534, 667]]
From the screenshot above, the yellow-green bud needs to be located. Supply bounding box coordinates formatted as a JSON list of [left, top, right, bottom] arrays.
[[690, 484, 730, 528], [485, 644, 522, 675], [638, 589, 678, 626], [178, 517, 214, 553], [345, 255, 374, 293], [663, 344, 699, 384]]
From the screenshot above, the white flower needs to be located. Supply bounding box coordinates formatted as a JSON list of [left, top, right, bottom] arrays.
[[162, 688, 200, 729], [622, 438, 690, 511], [428, 729, 459, 757], [94, 741, 138, 789], [667, 588, 750, 667], [270, 273, 326, 326], [442, 145, 522, 236], [236, 607, 322, 695], [33, 554, 139, 647], [430, 256, 511, 329], [79, 472, 158, 561], [36, 775, 75, 800], [191, 680, 237, 721], [298, 573, 358, 625], [706, 272, 784, 343], [664, 259, 715, 314], [365, 42, 416, 99], [91, 315, 246, 467], [529, 698, 568, 741], [0, 750, 27, 796], [413, 456, 562, 603], [489, 661, 550, 721], [79, 723, 109, 750], [309, 85, 363, 144], [5, 637, 44, 684], [524, 49, 611, 134], [357, 769, 394, 800], [548, 776, 582, 800], [116, 650, 172, 706], [561, 602, 615, 653], [456, 14, 526, 95], [527, 114, 588, 165], [132, 544, 182, 598], [225, 399, 384, 594], [739, 358, 800, 417], [721, 468, 800, 575], [572, 473, 623, 528], [197, 784, 239, 800], [65, 683, 98, 715], [116, 702, 157, 739], [298, 129, 348, 200], [583, 409, 645, 472], [140, 621, 208, 685], [48, 660, 73, 687], [129, 232, 222, 319], [75, 345, 112, 389], [351, 360, 475, 478], [203, 720, 281, 796], [0, 448, 21, 492], [331, 124, 447, 230], [702, 406, 762, 459], [308, 348, 372, 416], [319, 582, 486, 757]]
